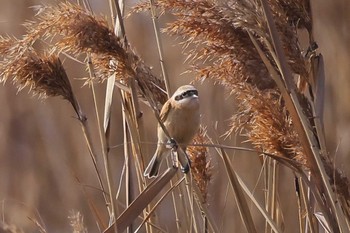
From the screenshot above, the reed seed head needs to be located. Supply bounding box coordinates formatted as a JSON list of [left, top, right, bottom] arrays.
[[22, 2, 167, 106], [188, 127, 212, 202]]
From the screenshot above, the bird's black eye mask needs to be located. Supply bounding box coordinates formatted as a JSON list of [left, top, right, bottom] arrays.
[[175, 90, 198, 101]]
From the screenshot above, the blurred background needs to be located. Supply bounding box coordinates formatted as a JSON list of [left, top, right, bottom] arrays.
[[0, 0, 349, 232]]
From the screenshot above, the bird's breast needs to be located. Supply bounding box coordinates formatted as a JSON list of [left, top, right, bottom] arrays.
[[163, 107, 200, 144]]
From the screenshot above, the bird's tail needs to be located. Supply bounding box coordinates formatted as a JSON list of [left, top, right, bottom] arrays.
[[144, 151, 161, 178]]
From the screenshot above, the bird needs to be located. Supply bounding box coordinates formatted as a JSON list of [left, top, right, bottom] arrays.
[[144, 85, 200, 178]]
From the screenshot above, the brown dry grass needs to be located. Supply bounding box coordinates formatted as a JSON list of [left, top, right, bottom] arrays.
[[0, 0, 349, 232]]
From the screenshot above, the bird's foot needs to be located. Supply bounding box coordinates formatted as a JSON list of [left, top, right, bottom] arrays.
[[166, 138, 178, 150], [181, 152, 191, 174], [170, 149, 179, 168], [181, 162, 190, 174]]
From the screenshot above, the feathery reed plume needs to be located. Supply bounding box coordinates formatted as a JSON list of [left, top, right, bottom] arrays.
[[187, 127, 212, 202], [22, 3, 123, 56], [270, 0, 312, 32], [0, 49, 72, 100], [265, 0, 350, 209], [0, 37, 83, 118], [16, 54, 74, 100], [228, 87, 306, 165], [22, 2, 167, 106], [135, 0, 350, 216], [134, 0, 308, 163], [158, 0, 275, 91], [0, 36, 17, 56], [221, 1, 308, 81], [265, 0, 314, 99]]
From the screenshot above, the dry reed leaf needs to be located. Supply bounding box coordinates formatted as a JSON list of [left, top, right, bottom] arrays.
[[104, 167, 177, 233], [218, 148, 258, 233], [235, 171, 283, 233]]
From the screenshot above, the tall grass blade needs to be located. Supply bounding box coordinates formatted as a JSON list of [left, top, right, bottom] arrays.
[[234, 171, 282, 233], [135, 177, 185, 232], [314, 212, 331, 233], [312, 54, 325, 123], [103, 74, 115, 135], [219, 148, 257, 233], [104, 167, 177, 233]]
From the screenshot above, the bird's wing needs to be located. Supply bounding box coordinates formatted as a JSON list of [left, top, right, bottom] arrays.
[[159, 100, 172, 122]]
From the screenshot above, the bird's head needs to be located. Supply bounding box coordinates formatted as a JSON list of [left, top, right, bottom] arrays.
[[171, 85, 199, 109]]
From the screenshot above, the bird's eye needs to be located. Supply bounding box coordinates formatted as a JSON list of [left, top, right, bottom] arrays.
[[175, 89, 198, 101]]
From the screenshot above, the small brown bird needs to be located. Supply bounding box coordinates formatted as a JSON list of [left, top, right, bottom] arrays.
[[144, 85, 200, 178]]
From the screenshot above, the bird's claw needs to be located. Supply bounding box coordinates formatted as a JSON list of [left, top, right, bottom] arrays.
[[171, 155, 190, 174], [181, 162, 190, 174], [167, 139, 191, 174], [170, 149, 179, 168], [166, 138, 178, 150], [181, 153, 191, 174]]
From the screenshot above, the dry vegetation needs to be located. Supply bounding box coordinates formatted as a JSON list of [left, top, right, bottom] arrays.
[[0, 0, 349, 232]]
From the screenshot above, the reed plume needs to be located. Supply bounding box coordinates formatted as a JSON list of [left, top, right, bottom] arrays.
[[135, 0, 306, 163], [1, 0, 349, 231], [187, 127, 212, 202], [270, 0, 312, 31], [0, 35, 85, 118], [21, 2, 167, 107], [134, 0, 350, 214], [0, 36, 76, 101]]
